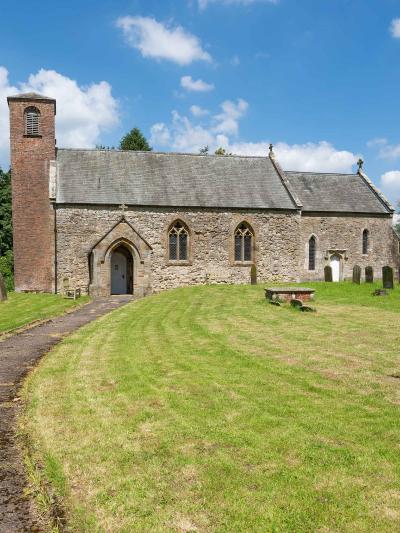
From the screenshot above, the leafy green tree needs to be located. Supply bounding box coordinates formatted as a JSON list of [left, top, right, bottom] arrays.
[[214, 147, 232, 156], [119, 128, 152, 151], [199, 146, 209, 155], [0, 168, 13, 289]]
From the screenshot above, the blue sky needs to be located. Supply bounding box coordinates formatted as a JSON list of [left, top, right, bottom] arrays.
[[1, 0, 400, 203]]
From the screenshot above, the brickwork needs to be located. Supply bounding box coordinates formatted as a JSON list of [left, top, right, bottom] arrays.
[[8, 95, 56, 292]]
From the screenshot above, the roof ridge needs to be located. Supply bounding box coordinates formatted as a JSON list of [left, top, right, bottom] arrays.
[[286, 170, 357, 177], [57, 148, 273, 160]]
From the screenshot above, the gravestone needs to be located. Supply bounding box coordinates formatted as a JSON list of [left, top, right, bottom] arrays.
[[365, 266, 374, 283], [0, 273, 7, 302], [324, 265, 333, 282], [352, 265, 361, 284], [250, 265, 257, 285], [382, 266, 394, 289]]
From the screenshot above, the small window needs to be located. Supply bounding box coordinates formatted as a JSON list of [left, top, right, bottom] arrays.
[[234, 222, 254, 262], [362, 229, 369, 255], [308, 236, 316, 271], [168, 221, 189, 261], [25, 106, 40, 136]]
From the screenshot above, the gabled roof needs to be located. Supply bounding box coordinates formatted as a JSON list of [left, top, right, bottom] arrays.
[[285, 171, 393, 214], [7, 92, 56, 103], [55, 149, 298, 210]]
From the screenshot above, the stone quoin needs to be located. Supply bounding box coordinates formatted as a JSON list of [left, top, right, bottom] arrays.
[[7, 93, 400, 296]]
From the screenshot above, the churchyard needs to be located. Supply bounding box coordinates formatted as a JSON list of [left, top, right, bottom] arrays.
[[19, 282, 400, 532], [0, 292, 89, 336]]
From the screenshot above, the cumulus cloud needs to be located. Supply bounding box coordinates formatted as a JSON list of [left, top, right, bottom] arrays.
[[0, 66, 119, 168], [390, 18, 400, 38], [199, 0, 278, 9], [368, 138, 400, 160], [181, 75, 214, 92], [190, 105, 210, 117], [116, 16, 211, 65], [381, 170, 400, 201], [150, 99, 358, 172]]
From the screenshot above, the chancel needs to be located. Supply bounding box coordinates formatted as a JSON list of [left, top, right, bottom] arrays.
[[7, 93, 400, 296]]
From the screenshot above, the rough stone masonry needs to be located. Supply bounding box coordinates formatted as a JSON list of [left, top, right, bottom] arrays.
[[7, 92, 400, 296]]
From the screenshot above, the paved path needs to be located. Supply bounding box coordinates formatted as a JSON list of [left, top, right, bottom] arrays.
[[0, 296, 132, 533]]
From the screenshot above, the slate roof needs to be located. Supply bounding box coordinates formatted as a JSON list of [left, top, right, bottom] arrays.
[[54, 149, 392, 214], [55, 149, 298, 210], [286, 171, 392, 214]]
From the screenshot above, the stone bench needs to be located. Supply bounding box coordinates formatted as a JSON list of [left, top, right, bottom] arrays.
[[265, 287, 315, 303]]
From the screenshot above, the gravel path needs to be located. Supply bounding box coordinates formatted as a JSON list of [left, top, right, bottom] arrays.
[[0, 296, 132, 532]]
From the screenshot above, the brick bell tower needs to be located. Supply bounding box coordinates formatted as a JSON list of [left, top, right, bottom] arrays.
[[7, 93, 56, 292]]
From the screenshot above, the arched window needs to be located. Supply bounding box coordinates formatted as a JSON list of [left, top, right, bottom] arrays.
[[24, 106, 40, 136], [234, 222, 254, 262], [308, 236, 316, 271], [168, 221, 189, 261], [362, 229, 369, 255]]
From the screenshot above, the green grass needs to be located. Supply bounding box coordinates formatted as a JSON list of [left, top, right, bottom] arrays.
[[22, 282, 400, 532], [0, 293, 89, 335]]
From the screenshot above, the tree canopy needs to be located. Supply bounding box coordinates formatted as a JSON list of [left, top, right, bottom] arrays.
[[0, 168, 13, 289], [119, 128, 152, 151]]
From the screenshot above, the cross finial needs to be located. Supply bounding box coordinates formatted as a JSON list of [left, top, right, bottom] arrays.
[[118, 203, 128, 217], [357, 158, 364, 171], [269, 143, 275, 158]]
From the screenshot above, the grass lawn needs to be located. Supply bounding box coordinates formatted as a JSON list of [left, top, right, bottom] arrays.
[[22, 282, 400, 532], [0, 293, 89, 336]]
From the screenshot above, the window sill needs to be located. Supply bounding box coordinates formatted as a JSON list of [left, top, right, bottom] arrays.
[[23, 134, 42, 138], [167, 260, 192, 266], [233, 261, 254, 267]]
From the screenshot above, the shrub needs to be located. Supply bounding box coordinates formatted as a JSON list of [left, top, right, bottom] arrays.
[[0, 250, 14, 291]]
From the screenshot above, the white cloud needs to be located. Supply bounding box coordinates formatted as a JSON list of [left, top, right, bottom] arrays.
[[190, 105, 209, 117], [230, 55, 240, 66], [390, 18, 400, 38], [116, 16, 211, 65], [213, 98, 248, 136], [0, 66, 119, 168], [199, 0, 278, 10], [150, 99, 358, 172], [381, 170, 400, 202], [181, 75, 214, 92], [368, 138, 400, 160]]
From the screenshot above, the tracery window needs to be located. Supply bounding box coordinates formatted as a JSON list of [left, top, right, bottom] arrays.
[[308, 236, 316, 271], [169, 221, 189, 261], [24, 107, 40, 136], [362, 229, 369, 255], [234, 222, 254, 262]]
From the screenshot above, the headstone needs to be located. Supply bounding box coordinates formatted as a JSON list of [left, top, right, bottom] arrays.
[[0, 273, 7, 302], [300, 305, 317, 313], [352, 265, 361, 284], [291, 299, 303, 308], [373, 289, 388, 297], [365, 266, 373, 283], [382, 266, 394, 289], [250, 265, 257, 285], [324, 265, 333, 282]]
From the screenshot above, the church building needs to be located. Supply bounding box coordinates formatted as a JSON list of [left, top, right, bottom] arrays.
[[7, 92, 399, 296]]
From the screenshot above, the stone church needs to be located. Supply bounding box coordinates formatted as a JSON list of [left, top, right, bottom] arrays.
[[7, 92, 399, 296]]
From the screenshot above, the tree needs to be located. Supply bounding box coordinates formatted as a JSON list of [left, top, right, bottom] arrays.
[[396, 202, 400, 236], [0, 168, 13, 290], [119, 128, 152, 151], [214, 147, 232, 156], [199, 146, 209, 155]]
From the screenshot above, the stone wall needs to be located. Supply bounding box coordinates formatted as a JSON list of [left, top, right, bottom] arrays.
[[300, 214, 399, 281], [55, 206, 301, 295]]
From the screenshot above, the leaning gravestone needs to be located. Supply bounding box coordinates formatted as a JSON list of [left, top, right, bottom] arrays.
[[352, 265, 361, 284], [365, 266, 374, 283], [250, 265, 257, 285], [382, 266, 394, 289], [0, 273, 7, 302], [324, 265, 333, 282]]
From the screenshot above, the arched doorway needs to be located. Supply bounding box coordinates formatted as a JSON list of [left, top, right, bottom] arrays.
[[110, 245, 133, 295], [330, 254, 341, 282]]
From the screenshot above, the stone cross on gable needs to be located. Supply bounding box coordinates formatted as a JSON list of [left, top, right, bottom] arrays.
[[119, 203, 128, 217]]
